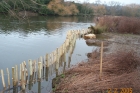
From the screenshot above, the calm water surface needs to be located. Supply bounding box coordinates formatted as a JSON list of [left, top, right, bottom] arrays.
[[0, 16, 96, 92]]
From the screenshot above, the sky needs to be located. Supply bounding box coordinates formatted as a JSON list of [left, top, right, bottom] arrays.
[[65, 0, 140, 5]]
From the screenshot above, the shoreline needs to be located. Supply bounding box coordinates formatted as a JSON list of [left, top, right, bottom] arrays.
[[52, 33, 140, 93], [1, 11, 96, 17]]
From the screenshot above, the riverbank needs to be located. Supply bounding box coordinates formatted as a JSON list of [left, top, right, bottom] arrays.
[[53, 33, 140, 93]]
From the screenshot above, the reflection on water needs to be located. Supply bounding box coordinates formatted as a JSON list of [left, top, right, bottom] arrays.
[[1, 35, 90, 93], [0, 15, 95, 92], [0, 16, 94, 35]]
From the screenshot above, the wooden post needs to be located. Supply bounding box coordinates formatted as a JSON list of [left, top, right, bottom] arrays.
[[56, 48, 59, 69], [43, 57, 45, 70], [56, 48, 58, 63], [60, 46, 62, 56], [40, 56, 43, 70], [7, 68, 10, 87], [32, 61, 35, 82], [29, 60, 33, 76], [20, 64, 21, 80], [52, 52, 54, 73], [55, 50, 57, 62], [32, 60, 35, 73], [49, 54, 51, 67], [67, 39, 69, 47], [68, 55, 71, 68], [1, 69, 6, 88], [63, 60, 66, 74], [24, 61, 26, 68], [21, 70, 25, 90], [49, 53, 52, 70], [53, 51, 55, 73], [21, 62, 24, 73], [100, 42, 103, 79], [55, 48, 59, 75], [64, 42, 66, 63], [63, 42, 65, 53], [34, 61, 37, 73], [38, 62, 41, 79], [23, 61, 28, 77], [34, 60, 36, 73], [12, 67, 16, 87], [15, 65, 18, 85]]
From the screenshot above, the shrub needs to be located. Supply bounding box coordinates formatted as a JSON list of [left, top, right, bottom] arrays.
[[95, 16, 140, 34], [89, 25, 106, 34]]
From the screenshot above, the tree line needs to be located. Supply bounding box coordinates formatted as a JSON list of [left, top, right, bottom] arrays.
[[0, 0, 140, 17]]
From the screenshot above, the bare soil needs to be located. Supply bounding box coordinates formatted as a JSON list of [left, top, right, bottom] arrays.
[[53, 33, 140, 93]]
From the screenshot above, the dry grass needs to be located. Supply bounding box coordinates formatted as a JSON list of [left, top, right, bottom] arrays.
[[96, 16, 140, 34], [54, 49, 140, 93]]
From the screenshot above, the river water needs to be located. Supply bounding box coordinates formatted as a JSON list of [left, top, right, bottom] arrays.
[[0, 15, 96, 92]]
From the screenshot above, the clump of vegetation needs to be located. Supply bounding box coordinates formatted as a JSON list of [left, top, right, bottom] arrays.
[[47, 0, 79, 16], [1, 0, 140, 17], [53, 49, 140, 93], [89, 25, 106, 34], [0, 0, 79, 16], [105, 50, 140, 74], [95, 16, 140, 34]]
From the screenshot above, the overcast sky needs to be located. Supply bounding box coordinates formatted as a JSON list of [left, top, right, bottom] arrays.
[[65, 0, 140, 5]]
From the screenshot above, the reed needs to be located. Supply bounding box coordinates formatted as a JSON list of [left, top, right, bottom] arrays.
[[96, 16, 140, 34]]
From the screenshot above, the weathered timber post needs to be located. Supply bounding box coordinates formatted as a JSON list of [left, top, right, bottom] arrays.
[[12, 67, 16, 87], [23, 61, 28, 77], [40, 56, 43, 70], [1, 69, 6, 88], [38, 62, 42, 80], [20, 64, 21, 81], [15, 65, 18, 85], [7, 68, 10, 87], [100, 42, 103, 79], [29, 60, 33, 76], [56, 48, 59, 69], [55, 48, 59, 77], [21, 70, 25, 90]]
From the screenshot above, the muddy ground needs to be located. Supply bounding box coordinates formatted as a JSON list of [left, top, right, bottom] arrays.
[[53, 33, 140, 93]]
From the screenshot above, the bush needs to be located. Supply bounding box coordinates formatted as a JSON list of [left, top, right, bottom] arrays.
[[89, 25, 106, 34], [95, 16, 140, 34]]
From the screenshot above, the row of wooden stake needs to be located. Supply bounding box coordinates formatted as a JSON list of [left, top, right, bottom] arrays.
[[0, 29, 91, 91]]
